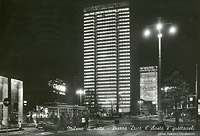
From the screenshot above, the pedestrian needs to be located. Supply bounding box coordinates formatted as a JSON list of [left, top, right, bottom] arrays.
[[19, 121, 22, 130]]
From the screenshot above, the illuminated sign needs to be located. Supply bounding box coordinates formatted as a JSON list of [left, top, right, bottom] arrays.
[[48, 78, 66, 95]]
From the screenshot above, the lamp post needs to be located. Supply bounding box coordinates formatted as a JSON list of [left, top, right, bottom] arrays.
[[144, 17, 176, 124], [76, 89, 85, 106]]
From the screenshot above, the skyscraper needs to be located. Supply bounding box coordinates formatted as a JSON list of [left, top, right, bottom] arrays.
[[140, 66, 158, 109], [83, 2, 132, 113]]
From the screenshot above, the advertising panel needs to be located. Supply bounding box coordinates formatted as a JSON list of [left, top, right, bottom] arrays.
[[11, 79, 23, 123], [0, 76, 8, 126]]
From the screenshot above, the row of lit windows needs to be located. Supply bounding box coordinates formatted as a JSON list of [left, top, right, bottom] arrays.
[[119, 53, 130, 56], [97, 57, 116, 62], [119, 80, 130, 83], [118, 15, 130, 18], [119, 32, 130, 35], [119, 74, 130, 77], [84, 69, 94, 72], [84, 52, 95, 56], [96, 17, 116, 21], [119, 84, 130, 87], [84, 75, 94, 78], [96, 27, 116, 31], [84, 55, 95, 59], [84, 49, 95, 53], [118, 25, 130, 29], [97, 50, 117, 55], [84, 85, 95, 88], [97, 12, 116, 16], [97, 88, 116, 91], [84, 29, 94, 33], [119, 42, 130, 45], [96, 9, 117, 14], [97, 71, 117, 74], [97, 20, 116, 24], [96, 23, 116, 28], [97, 81, 117, 84], [97, 78, 116, 81], [119, 77, 130, 80], [84, 43, 94, 46], [84, 19, 94, 23], [97, 67, 117, 71], [118, 18, 130, 22], [119, 89, 130, 92], [84, 82, 95, 85], [97, 61, 117, 64], [119, 67, 130, 70], [119, 35, 130, 39], [84, 72, 94, 75], [84, 32, 94, 36], [84, 65, 95, 68], [119, 105, 130, 107], [119, 91, 130, 94], [84, 62, 94, 65], [97, 33, 116, 37], [119, 29, 129, 32], [119, 64, 130, 67], [120, 101, 130, 104], [84, 12, 95, 16], [97, 37, 116, 41], [118, 8, 129, 11], [84, 39, 94, 43], [119, 70, 130, 73], [84, 79, 95, 82], [84, 16, 94, 20], [119, 39, 130, 42], [97, 44, 116, 48], [97, 84, 116, 87], [97, 40, 116, 44], [119, 50, 130, 53], [120, 98, 130, 100], [120, 94, 130, 97], [97, 74, 117, 78], [97, 30, 116, 34], [84, 36, 95, 39], [119, 56, 130, 59], [97, 95, 116, 98], [119, 46, 129, 49], [118, 11, 129, 15], [96, 64, 117, 68], [119, 60, 130, 63], [84, 23, 95, 26]]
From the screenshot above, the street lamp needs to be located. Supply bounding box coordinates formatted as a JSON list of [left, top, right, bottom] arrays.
[[143, 17, 176, 125], [76, 89, 85, 106]]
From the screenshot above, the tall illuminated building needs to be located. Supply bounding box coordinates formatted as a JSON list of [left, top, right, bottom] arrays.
[[140, 66, 158, 109], [83, 2, 132, 113]]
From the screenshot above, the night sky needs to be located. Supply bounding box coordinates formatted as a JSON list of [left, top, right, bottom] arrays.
[[0, 0, 199, 106]]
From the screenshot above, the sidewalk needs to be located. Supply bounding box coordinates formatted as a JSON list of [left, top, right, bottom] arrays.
[[0, 123, 35, 133]]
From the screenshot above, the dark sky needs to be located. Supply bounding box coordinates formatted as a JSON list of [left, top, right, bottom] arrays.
[[0, 0, 199, 104]]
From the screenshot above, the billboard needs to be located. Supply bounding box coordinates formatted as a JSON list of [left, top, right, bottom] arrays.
[[0, 76, 8, 126], [11, 79, 23, 123]]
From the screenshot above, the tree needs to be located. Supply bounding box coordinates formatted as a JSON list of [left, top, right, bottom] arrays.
[[162, 71, 191, 127]]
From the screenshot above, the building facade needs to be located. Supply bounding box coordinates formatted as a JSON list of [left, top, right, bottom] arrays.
[[140, 66, 158, 109], [83, 2, 131, 113]]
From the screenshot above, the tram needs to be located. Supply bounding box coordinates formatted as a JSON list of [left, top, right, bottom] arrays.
[[35, 102, 88, 130]]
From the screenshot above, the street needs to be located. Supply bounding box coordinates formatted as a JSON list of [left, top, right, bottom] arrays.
[[5, 127, 199, 136], [2, 117, 200, 136]]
